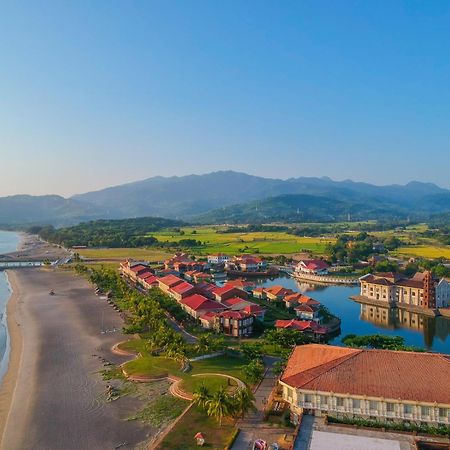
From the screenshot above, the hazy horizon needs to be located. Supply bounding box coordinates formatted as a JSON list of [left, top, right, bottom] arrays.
[[0, 170, 448, 199], [1, 1, 450, 196]]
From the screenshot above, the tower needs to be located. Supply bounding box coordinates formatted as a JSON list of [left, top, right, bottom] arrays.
[[422, 271, 436, 309]]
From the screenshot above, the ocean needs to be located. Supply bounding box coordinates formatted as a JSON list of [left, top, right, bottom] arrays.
[[0, 231, 20, 383]]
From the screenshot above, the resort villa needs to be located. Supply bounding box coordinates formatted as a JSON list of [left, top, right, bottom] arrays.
[[280, 344, 450, 426], [295, 259, 330, 276]]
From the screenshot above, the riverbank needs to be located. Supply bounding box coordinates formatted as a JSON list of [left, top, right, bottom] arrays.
[[0, 268, 152, 449], [0, 270, 22, 445]]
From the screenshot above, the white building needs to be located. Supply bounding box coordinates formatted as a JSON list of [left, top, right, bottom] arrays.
[[207, 253, 229, 265]]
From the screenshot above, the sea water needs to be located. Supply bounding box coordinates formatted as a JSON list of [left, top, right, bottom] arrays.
[[0, 231, 20, 383]]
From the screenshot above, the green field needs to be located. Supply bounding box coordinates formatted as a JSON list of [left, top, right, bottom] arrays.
[[150, 226, 334, 255], [77, 247, 173, 261], [393, 245, 450, 259]]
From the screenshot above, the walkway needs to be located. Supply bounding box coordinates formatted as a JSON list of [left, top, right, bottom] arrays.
[[232, 357, 295, 450]]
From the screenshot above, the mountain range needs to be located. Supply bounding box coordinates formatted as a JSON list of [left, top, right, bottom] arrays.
[[1, 171, 449, 226]]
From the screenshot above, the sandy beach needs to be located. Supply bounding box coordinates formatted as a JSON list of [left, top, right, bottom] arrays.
[[0, 268, 151, 450]]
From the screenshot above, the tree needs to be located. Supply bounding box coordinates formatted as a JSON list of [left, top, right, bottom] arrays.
[[192, 382, 211, 410], [205, 386, 233, 425], [232, 388, 256, 419], [242, 359, 264, 384]]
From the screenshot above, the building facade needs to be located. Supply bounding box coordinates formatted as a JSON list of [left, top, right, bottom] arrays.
[[280, 344, 450, 426], [359, 271, 450, 309]]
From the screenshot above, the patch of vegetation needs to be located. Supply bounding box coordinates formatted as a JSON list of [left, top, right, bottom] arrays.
[[128, 395, 188, 426], [33, 216, 186, 248], [342, 334, 424, 352], [156, 405, 237, 450], [327, 415, 450, 436]]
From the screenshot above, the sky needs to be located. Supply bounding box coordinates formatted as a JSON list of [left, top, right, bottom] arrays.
[[1, 0, 450, 197]]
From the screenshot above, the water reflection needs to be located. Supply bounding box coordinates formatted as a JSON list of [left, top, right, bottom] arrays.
[[359, 304, 450, 349], [250, 274, 450, 352]]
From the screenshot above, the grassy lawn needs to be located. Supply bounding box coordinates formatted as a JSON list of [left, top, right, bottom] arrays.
[[180, 374, 237, 395], [124, 356, 182, 378], [393, 245, 450, 259], [117, 338, 150, 356], [77, 247, 173, 261], [156, 405, 237, 450], [122, 353, 249, 384], [190, 354, 249, 379]]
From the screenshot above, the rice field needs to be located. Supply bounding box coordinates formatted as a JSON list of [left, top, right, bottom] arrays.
[[149, 227, 334, 255], [393, 245, 450, 259]]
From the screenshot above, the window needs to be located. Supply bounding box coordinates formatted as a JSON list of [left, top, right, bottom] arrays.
[[386, 403, 395, 413], [404, 404, 413, 414], [336, 397, 344, 407], [320, 395, 328, 405], [352, 399, 360, 409], [369, 400, 378, 410], [439, 408, 448, 419], [304, 394, 313, 403], [285, 387, 293, 399], [421, 406, 430, 417]]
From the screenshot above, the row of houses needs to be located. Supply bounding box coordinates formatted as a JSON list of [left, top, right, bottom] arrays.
[[120, 260, 266, 337]]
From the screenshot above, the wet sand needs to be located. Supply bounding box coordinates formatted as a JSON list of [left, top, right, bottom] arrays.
[[0, 268, 150, 450]]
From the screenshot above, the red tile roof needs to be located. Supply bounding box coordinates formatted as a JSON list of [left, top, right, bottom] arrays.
[[199, 311, 218, 321], [222, 297, 248, 307], [181, 295, 227, 312], [242, 304, 265, 315], [170, 281, 195, 295], [226, 279, 255, 289], [130, 264, 148, 273], [137, 269, 154, 279], [213, 284, 246, 297], [275, 319, 326, 333], [142, 275, 159, 285], [217, 310, 251, 320], [265, 285, 295, 296], [298, 259, 329, 271], [281, 344, 450, 404], [158, 274, 184, 288]]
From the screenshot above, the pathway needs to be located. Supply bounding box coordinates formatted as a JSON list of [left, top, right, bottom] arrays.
[[232, 357, 294, 450]]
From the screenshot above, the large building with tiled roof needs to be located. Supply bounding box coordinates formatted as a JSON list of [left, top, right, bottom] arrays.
[[358, 271, 450, 309], [280, 344, 450, 426]]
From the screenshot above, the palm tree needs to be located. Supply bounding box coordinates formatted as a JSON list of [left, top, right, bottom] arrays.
[[206, 386, 233, 426], [233, 388, 257, 419], [192, 382, 210, 409], [195, 334, 211, 355]]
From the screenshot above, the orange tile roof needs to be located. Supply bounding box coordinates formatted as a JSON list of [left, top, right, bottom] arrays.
[[281, 344, 450, 404]]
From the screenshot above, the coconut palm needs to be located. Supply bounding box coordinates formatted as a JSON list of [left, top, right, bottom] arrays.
[[205, 386, 233, 426], [192, 382, 211, 409], [233, 388, 257, 419]]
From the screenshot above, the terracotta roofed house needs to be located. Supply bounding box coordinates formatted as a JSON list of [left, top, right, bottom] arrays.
[[158, 274, 184, 294], [280, 344, 450, 426], [180, 294, 227, 319], [213, 284, 248, 302], [295, 259, 329, 275], [169, 281, 196, 302]]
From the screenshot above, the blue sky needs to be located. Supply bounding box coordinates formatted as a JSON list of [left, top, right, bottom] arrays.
[[1, 1, 450, 196]]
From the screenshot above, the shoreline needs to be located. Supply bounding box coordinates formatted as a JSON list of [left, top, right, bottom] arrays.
[[0, 270, 23, 446]]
